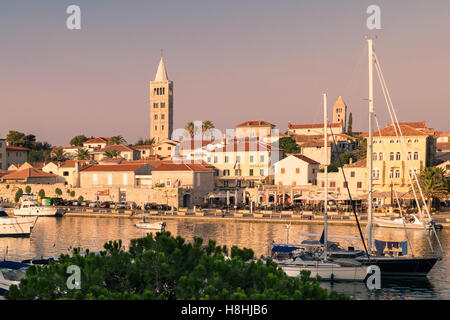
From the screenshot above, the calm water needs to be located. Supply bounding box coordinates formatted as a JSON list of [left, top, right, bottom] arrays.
[[1, 216, 448, 300]]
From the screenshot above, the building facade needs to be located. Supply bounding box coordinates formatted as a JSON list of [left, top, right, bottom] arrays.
[[274, 154, 319, 187]]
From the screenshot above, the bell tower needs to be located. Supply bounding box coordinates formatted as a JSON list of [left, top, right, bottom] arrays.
[[150, 55, 173, 143], [332, 96, 347, 128]]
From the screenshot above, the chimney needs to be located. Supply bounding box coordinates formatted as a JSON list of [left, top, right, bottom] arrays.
[[349, 158, 353, 164]]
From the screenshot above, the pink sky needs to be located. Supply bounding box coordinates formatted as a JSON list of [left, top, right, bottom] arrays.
[[1, 1, 449, 146]]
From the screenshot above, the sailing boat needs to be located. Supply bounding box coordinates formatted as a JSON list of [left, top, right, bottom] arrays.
[[269, 94, 368, 281], [335, 38, 442, 276]]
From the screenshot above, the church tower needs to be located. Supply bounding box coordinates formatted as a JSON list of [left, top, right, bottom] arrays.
[[332, 96, 347, 128], [150, 56, 173, 143]]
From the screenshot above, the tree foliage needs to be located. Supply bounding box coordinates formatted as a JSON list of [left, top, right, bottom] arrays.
[[104, 150, 121, 159], [347, 112, 353, 136], [38, 189, 46, 199], [55, 188, 62, 196], [110, 136, 126, 145], [70, 135, 88, 147], [14, 188, 23, 203], [412, 167, 449, 212], [136, 138, 156, 146], [76, 148, 90, 160], [6, 130, 52, 162], [5, 232, 347, 300], [277, 137, 301, 155]]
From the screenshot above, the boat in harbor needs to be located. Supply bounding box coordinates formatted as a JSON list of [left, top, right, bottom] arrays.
[[134, 218, 166, 231], [373, 214, 433, 230], [0, 261, 29, 296], [13, 198, 63, 217], [0, 207, 38, 237]]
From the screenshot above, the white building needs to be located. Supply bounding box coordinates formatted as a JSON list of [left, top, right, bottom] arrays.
[[274, 154, 319, 187]]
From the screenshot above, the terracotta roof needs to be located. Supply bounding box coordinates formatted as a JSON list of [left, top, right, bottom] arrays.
[[84, 137, 111, 144], [80, 164, 148, 172], [0, 170, 9, 177], [345, 158, 367, 168], [288, 122, 342, 129], [291, 154, 320, 165], [123, 159, 173, 168], [152, 163, 214, 172], [59, 160, 90, 168], [300, 140, 332, 148], [95, 144, 134, 153], [236, 120, 275, 128], [6, 146, 30, 151], [1, 168, 57, 180], [361, 124, 430, 138], [398, 121, 426, 129], [437, 142, 450, 151], [436, 131, 450, 137], [178, 139, 220, 151]]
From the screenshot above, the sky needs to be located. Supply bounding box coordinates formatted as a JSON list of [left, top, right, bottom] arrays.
[[0, 0, 449, 146]]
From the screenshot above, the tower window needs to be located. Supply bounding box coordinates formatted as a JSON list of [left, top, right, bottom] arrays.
[[154, 125, 157, 131], [161, 114, 165, 120], [160, 102, 165, 108], [154, 114, 158, 120], [162, 125, 165, 130], [153, 103, 158, 108]]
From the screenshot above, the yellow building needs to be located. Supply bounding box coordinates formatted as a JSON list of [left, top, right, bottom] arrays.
[[235, 120, 275, 139], [368, 123, 436, 193]]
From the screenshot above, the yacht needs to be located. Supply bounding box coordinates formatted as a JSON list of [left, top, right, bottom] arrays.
[[134, 219, 166, 231], [13, 199, 63, 217], [0, 207, 38, 237], [0, 261, 29, 296]]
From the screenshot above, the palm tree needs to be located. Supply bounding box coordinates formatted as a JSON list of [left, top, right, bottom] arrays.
[[51, 148, 67, 161], [185, 122, 195, 138], [77, 148, 90, 160], [202, 120, 215, 135], [136, 137, 156, 146], [104, 150, 121, 159], [412, 167, 449, 213], [185, 120, 215, 138], [110, 135, 126, 145]]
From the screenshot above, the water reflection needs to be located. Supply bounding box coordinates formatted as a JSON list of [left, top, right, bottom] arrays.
[[0, 216, 448, 299]]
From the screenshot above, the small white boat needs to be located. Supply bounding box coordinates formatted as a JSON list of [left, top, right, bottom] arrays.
[[134, 221, 166, 230], [13, 199, 61, 217], [373, 214, 430, 230], [0, 208, 38, 237]]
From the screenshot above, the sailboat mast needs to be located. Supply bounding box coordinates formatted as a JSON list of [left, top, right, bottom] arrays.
[[368, 38, 374, 255], [323, 93, 328, 261]]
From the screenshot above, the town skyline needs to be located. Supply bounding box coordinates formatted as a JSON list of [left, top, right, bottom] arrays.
[[1, 1, 449, 146]]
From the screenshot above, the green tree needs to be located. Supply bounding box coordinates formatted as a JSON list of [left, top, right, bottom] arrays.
[[184, 121, 215, 138], [55, 188, 62, 196], [76, 148, 90, 160], [70, 191, 75, 197], [412, 167, 449, 213], [38, 189, 46, 199], [352, 135, 367, 161], [70, 135, 88, 147], [78, 195, 84, 202], [136, 138, 156, 146], [5, 232, 347, 300], [104, 150, 121, 159], [50, 148, 67, 161], [14, 188, 23, 203], [110, 135, 126, 145], [277, 137, 301, 155], [347, 112, 353, 136], [201, 120, 215, 136], [25, 186, 31, 194]]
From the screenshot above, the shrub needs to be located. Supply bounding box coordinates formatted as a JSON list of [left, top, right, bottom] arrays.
[[14, 188, 23, 203], [38, 189, 46, 199], [55, 188, 62, 196], [70, 191, 75, 197], [25, 186, 31, 194], [78, 195, 84, 202], [6, 184, 10, 189]]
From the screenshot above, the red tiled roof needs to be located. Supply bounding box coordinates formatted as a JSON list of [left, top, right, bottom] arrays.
[[361, 124, 429, 138], [95, 144, 134, 153], [288, 122, 342, 129], [80, 164, 148, 172], [299, 140, 332, 148], [84, 137, 111, 144], [59, 160, 90, 168], [398, 121, 426, 129], [345, 158, 367, 168], [1, 168, 57, 180], [236, 120, 275, 128], [6, 146, 30, 151], [291, 154, 320, 165], [152, 163, 214, 172], [437, 142, 450, 151]]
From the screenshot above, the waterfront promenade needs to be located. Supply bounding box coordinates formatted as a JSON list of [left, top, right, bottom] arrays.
[[38, 206, 450, 228]]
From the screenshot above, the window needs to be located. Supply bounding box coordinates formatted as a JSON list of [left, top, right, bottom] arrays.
[[260, 169, 264, 176], [379, 152, 383, 161], [161, 114, 165, 120], [166, 179, 171, 187], [214, 156, 218, 163], [296, 168, 300, 174], [160, 102, 165, 108], [223, 181, 229, 187], [249, 169, 254, 176], [390, 140, 394, 144], [396, 152, 401, 160], [223, 169, 230, 176], [321, 181, 325, 187], [154, 114, 158, 120], [235, 169, 242, 176], [278, 181, 283, 186], [153, 103, 158, 108], [162, 125, 165, 131], [236, 155, 241, 163], [158, 147, 162, 150], [390, 152, 394, 161], [249, 181, 255, 188], [168, 147, 171, 150], [343, 181, 348, 188], [249, 155, 254, 163], [350, 171, 355, 178], [292, 181, 297, 186], [373, 153, 377, 161], [373, 169, 380, 180], [408, 152, 412, 160], [224, 156, 229, 163], [330, 181, 336, 188], [414, 152, 419, 160], [260, 155, 265, 163], [155, 125, 158, 131], [395, 169, 401, 178], [281, 168, 285, 174], [207, 157, 211, 163], [357, 182, 362, 189], [63, 171, 69, 177]]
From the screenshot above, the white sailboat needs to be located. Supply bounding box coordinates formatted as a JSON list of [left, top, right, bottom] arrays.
[[0, 208, 38, 237], [270, 94, 368, 281]]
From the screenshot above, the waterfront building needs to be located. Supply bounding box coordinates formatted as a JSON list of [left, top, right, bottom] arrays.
[[0, 138, 6, 170], [150, 56, 173, 144], [208, 138, 283, 189], [1, 168, 59, 184], [274, 154, 319, 187], [5, 145, 30, 168], [366, 122, 436, 194]]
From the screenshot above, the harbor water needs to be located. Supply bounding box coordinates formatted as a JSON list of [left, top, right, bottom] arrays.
[[1, 216, 448, 300]]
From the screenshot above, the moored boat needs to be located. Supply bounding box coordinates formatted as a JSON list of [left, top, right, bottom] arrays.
[[134, 221, 166, 231], [13, 199, 63, 217], [0, 208, 38, 237]]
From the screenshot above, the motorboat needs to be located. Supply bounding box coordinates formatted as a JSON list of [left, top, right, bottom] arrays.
[[134, 220, 166, 231], [13, 199, 64, 217], [373, 214, 437, 230], [0, 261, 29, 296], [0, 207, 38, 237]]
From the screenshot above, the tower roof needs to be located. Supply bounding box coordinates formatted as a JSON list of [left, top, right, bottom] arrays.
[[154, 57, 168, 81], [334, 96, 346, 108]]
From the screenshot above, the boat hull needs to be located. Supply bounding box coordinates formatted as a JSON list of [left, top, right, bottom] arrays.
[[356, 256, 440, 276], [0, 216, 37, 237], [134, 222, 165, 230], [277, 262, 368, 281], [373, 217, 429, 229], [13, 208, 59, 217]]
